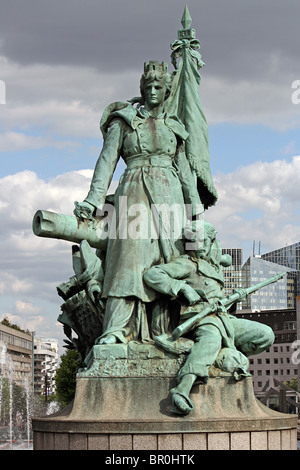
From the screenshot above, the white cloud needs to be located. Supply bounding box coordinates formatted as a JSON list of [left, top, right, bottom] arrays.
[[1, 49, 299, 148], [0, 170, 91, 232], [0, 168, 96, 344], [206, 156, 300, 257], [1, 157, 299, 272], [0, 169, 93, 323], [0, 155, 299, 340], [0, 54, 140, 140], [202, 75, 300, 130], [14, 300, 41, 315], [0, 1, 298, 351], [0, 312, 49, 336]]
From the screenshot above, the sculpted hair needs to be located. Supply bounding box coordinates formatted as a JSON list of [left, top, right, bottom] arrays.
[[140, 70, 173, 104]]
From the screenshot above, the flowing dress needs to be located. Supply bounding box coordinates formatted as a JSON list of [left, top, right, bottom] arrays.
[[84, 102, 202, 341]]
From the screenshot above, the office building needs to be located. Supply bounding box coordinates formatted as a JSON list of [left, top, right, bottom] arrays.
[[261, 241, 300, 304], [235, 308, 298, 393], [222, 248, 246, 310], [33, 337, 59, 397], [0, 321, 33, 387], [222, 242, 300, 404], [241, 256, 297, 310], [261, 241, 300, 271]]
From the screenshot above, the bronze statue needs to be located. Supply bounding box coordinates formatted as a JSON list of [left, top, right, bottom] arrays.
[[32, 8, 280, 414]]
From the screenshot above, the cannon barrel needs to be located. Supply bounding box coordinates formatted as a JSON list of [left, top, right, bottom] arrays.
[[32, 210, 107, 250]]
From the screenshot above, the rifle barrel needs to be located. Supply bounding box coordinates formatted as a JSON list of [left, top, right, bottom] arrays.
[[172, 272, 286, 340], [245, 272, 286, 295]]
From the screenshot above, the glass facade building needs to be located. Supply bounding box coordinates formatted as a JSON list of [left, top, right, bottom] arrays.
[[222, 248, 247, 310], [222, 242, 300, 400], [261, 242, 300, 271], [241, 256, 297, 310], [221, 241, 300, 310], [261, 241, 300, 301]]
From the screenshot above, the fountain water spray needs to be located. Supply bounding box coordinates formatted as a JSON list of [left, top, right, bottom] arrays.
[[24, 376, 31, 448], [8, 353, 13, 448], [0, 343, 33, 449], [0, 344, 6, 426]]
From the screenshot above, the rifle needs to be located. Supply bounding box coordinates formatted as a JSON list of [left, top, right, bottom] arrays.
[[171, 272, 286, 340]]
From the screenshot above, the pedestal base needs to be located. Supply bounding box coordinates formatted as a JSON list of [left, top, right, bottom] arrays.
[[32, 344, 298, 450]]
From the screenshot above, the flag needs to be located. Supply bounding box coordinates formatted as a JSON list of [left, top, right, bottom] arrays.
[[166, 22, 218, 209]]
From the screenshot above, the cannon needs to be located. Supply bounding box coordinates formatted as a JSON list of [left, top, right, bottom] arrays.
[[32, 209, 108, 359], [32, 209, 107, 250]]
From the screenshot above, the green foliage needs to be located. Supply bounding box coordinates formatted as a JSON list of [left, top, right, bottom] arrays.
[[0, 378, 28, 424], [55, 349, 84, 407], [285, 376, 298, 392], [1, 316, 31, 334]]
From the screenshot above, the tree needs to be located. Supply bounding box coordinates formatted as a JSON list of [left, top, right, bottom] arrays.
[[55, 349, 84, 407], [1, 316, 31, 334], [285, 376, 298, 392]]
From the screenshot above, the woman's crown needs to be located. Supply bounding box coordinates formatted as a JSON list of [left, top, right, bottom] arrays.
[[144, 61, 168, 74]]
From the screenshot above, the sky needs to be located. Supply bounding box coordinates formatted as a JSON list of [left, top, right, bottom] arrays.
[[0, 0, 299, 352]]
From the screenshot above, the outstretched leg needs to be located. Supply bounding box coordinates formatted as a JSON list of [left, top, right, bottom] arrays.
[[170, 323, 222, 415], [231, 317, 275, 357]]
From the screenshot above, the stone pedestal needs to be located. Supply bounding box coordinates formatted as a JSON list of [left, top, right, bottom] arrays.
[[32, 344, 298, 450]]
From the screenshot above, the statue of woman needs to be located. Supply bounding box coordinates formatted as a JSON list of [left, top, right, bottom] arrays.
[[74, 61, 202, 344]]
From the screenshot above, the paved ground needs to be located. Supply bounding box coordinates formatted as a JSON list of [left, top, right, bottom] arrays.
[[0, 441, 33, 450]]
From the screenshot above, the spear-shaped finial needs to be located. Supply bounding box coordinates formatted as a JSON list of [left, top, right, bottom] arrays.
[[181, 5, 192, 29], [178, 5, 196, 40]]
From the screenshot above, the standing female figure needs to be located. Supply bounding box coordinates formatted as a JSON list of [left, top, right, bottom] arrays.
[[74, 61, 202, 344]]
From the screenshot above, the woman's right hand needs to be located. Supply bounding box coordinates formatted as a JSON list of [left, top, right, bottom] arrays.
[[74, 201, 95, 220]]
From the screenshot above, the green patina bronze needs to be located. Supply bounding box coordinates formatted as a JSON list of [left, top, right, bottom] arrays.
[[144, 221, 283, 414], [32, 7, 281, 416]]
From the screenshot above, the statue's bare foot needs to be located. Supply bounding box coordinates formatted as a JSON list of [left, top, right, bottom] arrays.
[[170, 388, 194, 415], [97, 334, 117, 344]]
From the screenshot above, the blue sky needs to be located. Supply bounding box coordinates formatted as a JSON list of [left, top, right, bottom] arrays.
[[0, 0, 299, 349], [0, 136, 101, 179], [1, 123, 300, 180], [209, 124, 300, 174]]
